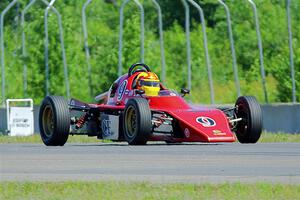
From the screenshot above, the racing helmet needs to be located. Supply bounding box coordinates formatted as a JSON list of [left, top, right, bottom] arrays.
[[136, 72, 160, 96]]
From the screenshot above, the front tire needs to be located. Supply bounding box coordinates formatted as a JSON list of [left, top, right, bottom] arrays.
[[234, 96, 262, 143], [39, 96, 70, 146], [123, 98, 152, 145]]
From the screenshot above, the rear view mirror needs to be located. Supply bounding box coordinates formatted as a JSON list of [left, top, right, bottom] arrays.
[[181, 88, 190, 97]]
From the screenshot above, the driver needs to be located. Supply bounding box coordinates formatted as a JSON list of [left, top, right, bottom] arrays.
[[135, 72, 160, 96]]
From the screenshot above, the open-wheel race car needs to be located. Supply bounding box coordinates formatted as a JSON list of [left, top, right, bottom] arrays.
[[39, 63, 263, 146]]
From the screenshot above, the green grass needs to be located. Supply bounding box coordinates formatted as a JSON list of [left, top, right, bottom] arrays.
[[0, 134, 100, 144], [259, 132, 300, 143], [0, 131, 299, 144], [0, 182, 299, 200]]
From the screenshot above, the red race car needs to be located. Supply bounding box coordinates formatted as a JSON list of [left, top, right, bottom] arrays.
[[39, 63, 262, 146]]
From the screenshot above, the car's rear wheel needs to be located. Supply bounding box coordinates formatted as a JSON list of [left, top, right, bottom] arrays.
[[234, 96, 262, 143], [39, 96, 70, 146], [123, 98, 152, 145]]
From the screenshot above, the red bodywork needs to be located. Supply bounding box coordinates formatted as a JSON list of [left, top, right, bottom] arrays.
[[90, 72, 236, 143]]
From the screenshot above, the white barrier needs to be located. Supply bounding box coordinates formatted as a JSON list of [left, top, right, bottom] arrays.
[[6, 99, 34, 136]]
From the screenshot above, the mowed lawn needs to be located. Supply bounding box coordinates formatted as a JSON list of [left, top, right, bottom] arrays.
[[0, 131, 299, 144], [0, 182, 299, 200]]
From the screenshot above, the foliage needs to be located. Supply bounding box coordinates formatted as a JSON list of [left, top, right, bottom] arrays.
[[0, 0, 299, 104]]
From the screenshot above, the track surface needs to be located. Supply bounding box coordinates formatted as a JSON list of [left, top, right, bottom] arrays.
[[1, 142, 299, 184]]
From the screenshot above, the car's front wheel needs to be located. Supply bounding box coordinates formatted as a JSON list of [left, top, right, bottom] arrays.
[[39, 96, 70, 146], [123, 98, 152, 145], [234, 96, 262, 143]]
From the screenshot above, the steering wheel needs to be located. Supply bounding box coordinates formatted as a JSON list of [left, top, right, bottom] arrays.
[[128, 63, 151, 76]]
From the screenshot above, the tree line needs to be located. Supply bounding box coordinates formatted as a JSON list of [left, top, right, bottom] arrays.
[[0, 0, 299, 104]]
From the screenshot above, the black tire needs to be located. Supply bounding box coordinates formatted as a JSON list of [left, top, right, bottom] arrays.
[[39, 96, 70, 146], [123, 98, 152, 145], [234, 96, 262, 143]]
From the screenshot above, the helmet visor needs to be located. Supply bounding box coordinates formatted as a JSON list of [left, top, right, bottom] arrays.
[[139, 80, 160, 87]]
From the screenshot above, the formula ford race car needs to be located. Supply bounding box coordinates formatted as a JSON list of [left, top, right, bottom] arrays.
[[39, 63, 262, 146]]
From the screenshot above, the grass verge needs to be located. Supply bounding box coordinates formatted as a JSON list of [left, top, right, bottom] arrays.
[[259, 132, 300, 143], [0, 135, 99, 144], [0, 131, 299, 144], [0, 182, 299, 200]]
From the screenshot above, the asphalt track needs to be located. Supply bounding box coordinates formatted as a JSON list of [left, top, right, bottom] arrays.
[[0, 142, 299, 184]]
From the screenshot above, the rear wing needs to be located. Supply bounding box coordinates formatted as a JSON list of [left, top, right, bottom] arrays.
[[95, 91, 109, 102]]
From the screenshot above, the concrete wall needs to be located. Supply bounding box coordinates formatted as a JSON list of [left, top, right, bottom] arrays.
[[262, 104, 300, 133], [0, 104, 299, 134]]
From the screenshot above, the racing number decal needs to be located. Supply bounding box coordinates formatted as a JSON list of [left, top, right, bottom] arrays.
[[102, 119, 112, 136], [117, 80, 128, 101], [196, 117, 216, 127]]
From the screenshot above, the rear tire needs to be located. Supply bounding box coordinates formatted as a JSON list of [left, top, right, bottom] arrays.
[[123, 98, 152, 145], [234, 96, 262, 143], [39, 96, 70, 146]]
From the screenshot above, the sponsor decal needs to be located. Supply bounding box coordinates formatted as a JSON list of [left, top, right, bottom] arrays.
[[184, 128, 190, 138], [213, 130, 226, 136], [196, 116, 216, 127], [102, 119, 112, 137], [170, 92, 176, 96], [117, 80, 128, 101], [125, 89, 130, 95], [12, 118, 29, 128]]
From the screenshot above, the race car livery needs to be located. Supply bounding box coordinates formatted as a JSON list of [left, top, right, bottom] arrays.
[[39, 63, 262, 146]]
